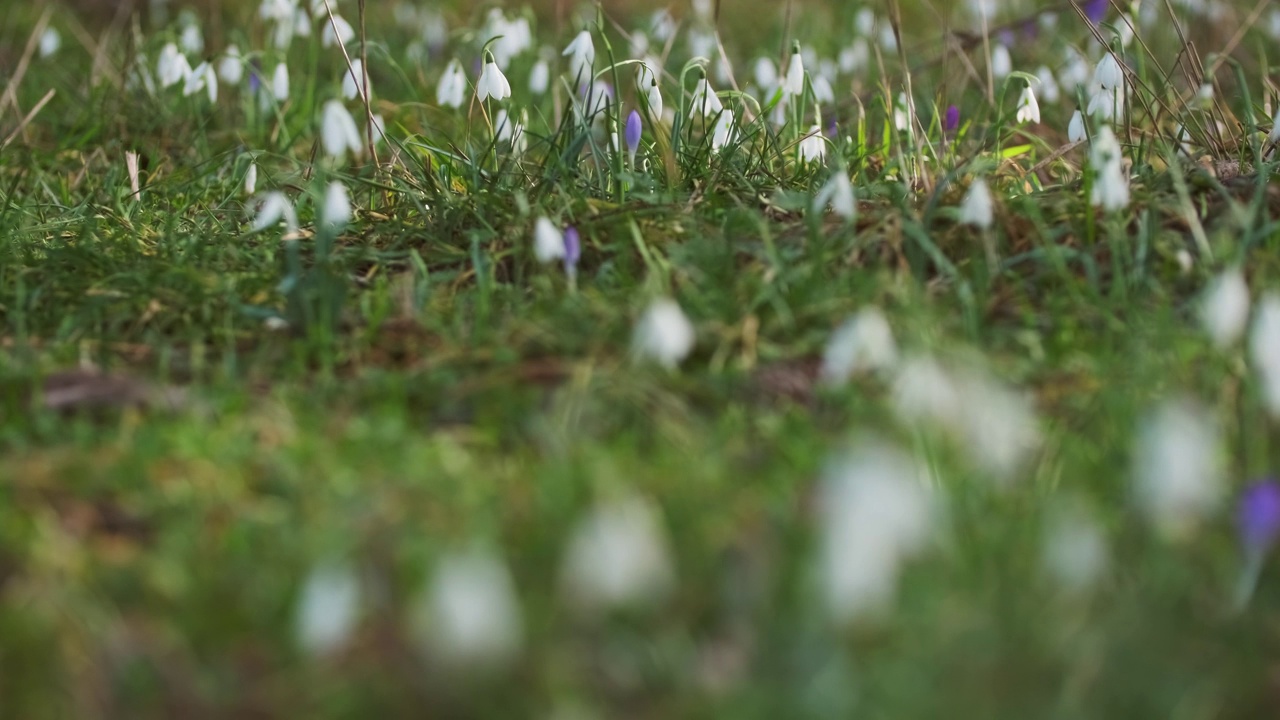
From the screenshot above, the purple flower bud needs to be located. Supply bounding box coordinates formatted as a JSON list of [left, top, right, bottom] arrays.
[[1084, 0, 1108, 23], [563, 226, 581, 276], [826, 117, 839, 139], [248, 58, 263, 95], [997, 29, 1016, 48], [625, 110, 642, 155], [943, 105, 960, 132], [1239, 480, 1280, 552]]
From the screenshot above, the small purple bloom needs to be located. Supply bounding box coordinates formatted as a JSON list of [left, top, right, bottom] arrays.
[[1084, 0, 1108, 23], [1239, 480, 1280, 552], [826, 117, 839, 139], [943, 105, 960, 132], [625, 109, 642, 155], [563, 226, 581, 276], [997, 29, 1016, 48], [248, 58, 263, 95]]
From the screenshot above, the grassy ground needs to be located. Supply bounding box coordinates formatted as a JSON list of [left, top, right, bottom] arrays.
[[3, 0, 1280, 717]]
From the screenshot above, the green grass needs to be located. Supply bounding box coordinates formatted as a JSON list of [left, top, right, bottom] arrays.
[[4, 0, 1280, 716]]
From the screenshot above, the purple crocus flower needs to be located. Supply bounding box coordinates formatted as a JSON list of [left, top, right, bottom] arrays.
[[1083, 0, 1108, 23], [563, 226, 581, 277], [625, 109, 642, 164], [826, 117, 839, 139], [1239, 480, 1280, 552], [248, 58, 263, 95], [943, 105, 960, 133], [997, 29, 1016, 48]]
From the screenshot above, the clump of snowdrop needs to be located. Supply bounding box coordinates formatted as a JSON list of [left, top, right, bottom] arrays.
[[817, 441, 938, 625], [1015, 84, 1040, 124], [320, 100, 362, 160], [1199, 268, 1250, 349], [633, 298, 696, 368], [437, 59, 466, 108], [157, 42, 192, 89], [1132, 398, 1223, 537], [418, 547, 523, 668], [562, 29, 595, 82], [1250, 294, 1280, 417], [476, 52, 512, 102], [561, 496, 676, 612], [250, 191, 299, 233], [1089, 126, 1129, 211], [1041, 500, 1109, 595], [819, 307, 898, 385], [814, 170, 856, 220], [295, 562, 361, 657], [958, 178, 994, 229]]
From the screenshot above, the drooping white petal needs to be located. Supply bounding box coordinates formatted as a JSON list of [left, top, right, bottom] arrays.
[[633, 298, 695, 368], [1131, 398, 1223, 536], [296, 563, 361, 656], [1199, 268, 1250, 349], [561, 496, 675, 611], [533, 217, 565, 263], [819, 307, 897, 384], [958, 177, 994, 229], [419, 548, 523, 668]]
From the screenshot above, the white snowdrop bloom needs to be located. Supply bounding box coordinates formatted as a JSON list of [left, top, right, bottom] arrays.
[[1035, 66, 1060, 103], [629, 31, 649, 58], [296, 563, 360, 656], [710, 109, 736, 151], [218, 45, 244, 84], [1195, 83, 1214, 106], [1086, 85, 1124, 121], [341, 58, 366, 100], [1089, 126, 1129, 211], [643, 76, 664, 119], [562, 30, 595, 82], [320, 100, 362, 160], [38, 27, 60, 59], [839, 38, 870, 74], [633, 298, 695, 368], [649, 8, 676, 42], [811, 76, 835, 104], [243, 162, 258, 196], [782, 46, 805, 97], [814, 170, 856, 220], [533, 217, 564, 263], [528, 58, 550, 95], [689, 77, 722, 119], [179, 22, 204, 55], [476, 55, 511, 102], [959, 177, 994, 229], [1041, 501, 1109, 594], [367, 113, 386, 148], [754, 57, 778, 92], [494, 109, 523, 149], [818, 442, 937, 625], [691, 0, 714, 21], [1059, 47, 1092, 92], [878, 23, 898, 51], [820, 307, 897, 384], [259, 0, 295, 23], [321, 181, 351, 232], [1269, 8, 1280, 40], [250, 191, 298, 233], [1067, 109, 1086, 142], [1269, 108, 1280, 145], [1015, 86, 1040, 124], [1200, 268, 1250, 350], [183, 61, 217, 103], [321, 13, 354, 48], [561, 496, 675, 611], [1250, 294, 1280, 417], [798, 126, 826, 163], [422, 548, 523, 668], [855, 8, 877, 36], [892, 356, 962, 428], [1132, 398, 1223, 536], [686, 28, 715, 61], [953, 368, 1041, 482], [1094, 52, 1124, 90], [271, 62, 291, 102], [436, 60, 466, 109], [967, 0, 997, 20], [990, 44, 1012, 79], [157, 43, 191, 89]]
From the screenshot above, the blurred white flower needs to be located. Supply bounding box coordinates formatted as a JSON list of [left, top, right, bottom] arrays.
[[533, 217, 564, 263], [437, 60, 466, 108], [250, 191, 298, 233], [1086, 85, 1124, 121], [798, 126, 826, 163], [422, 548, 523, 668], [321, 181, 351, 231], [1015, 86, 1040, 124], [819, 307, 897, 384], [561, 496, 675, 611], [321, 100, 362, 160], [689, 77, 722, 119], [562, 30, 595, 82], [959, 177, 994, 229], [633, 298, 695, 368], [1035, 66, 1060, 103], [814, 170, 856, 220], [296, 563, 361, 656], [1059, 48, 1091, 92], [1200, 268, 1250, 349], [818, 442, 937, 625], [754, 57, 778, 92], [990, 44, 1012, 79], [342, 58, 366, 100], [710, 109, 736, 150], [157, 43, 191, 88], [1270, 108, 1280, 145], [183, 61, 217, 103], [179, 21, 204, 55], [218, 44, 244, 84], [811, 76, 835, 104], [321, 13, 354, 48], [1132, 398, 1223, 536], [1089, 126, 1129, 211], [529, 58, 550, 95], [1094, 52, 1124, 90], [271, 61, 291, 102], [39, 27, 60, 59], [476, 56, 511, 102], [494, 109, 524, 152], [243, 162, 258, 196], [1041, 501, 1109, 594], [1067, 109, 1086, 142], [782, 46, 805, 97], [1250, 294, 1280, 417]]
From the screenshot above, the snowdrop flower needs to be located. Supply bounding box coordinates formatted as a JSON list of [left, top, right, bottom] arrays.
[[271, 62, 290, 102], [420, 548, 523, 668], [562, 30, 595, 82], [633, 298, 695, 368], [1015, 85, 1040, 124], [990, 44, 1012, 79], [814, 170, 856, 220], [179, 22, 204, 55], [494, 109, 524, 152], [811, 75, 835, 105], [183, 61, 218, 103], [892, 92, 911, 132], [959, 177, 994, 229], [533, 217, 564, 263], [1094, 52, 1124, 90], [218, 44, 244, 84], [157, 43, 191, 88], [798, 126, 826, 163], [321, 13, 354, 48], [689, 76, 722, 119], [243, 162, 258, 196], [341, 59, 366, 100], [1089, 126, 1129, 211], [1041, 501, 1109, 594], [642, 75, 664, 119], [561, 496, 675, 611], [296, 563, 361, 657], [754, 57, 778, 92], [1067, 109, 1086, 142], [819, 307, 897, 384], [38, 27, 60, 59], [476, 52, 511, 102], [782, 42, 805, 97], [1086, 85, 1124, 121], [710, 109, 736, 150], [818, 442, 937, 625], [839, 38, 870, 74], [1200, 268, 1250, 349], [1132, 398, 1223, 536], [250, 191, 298, 233], [1059, 48, 1092, 93], [321, 181, 351, 232], [1035, 66, 1061, 103], [437, 60, 466, 108], [528, 58, 550, 95], [320, 100, 362, 160], [1250, 294, 1280, 417], [1269, 108, 1280, 145]]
